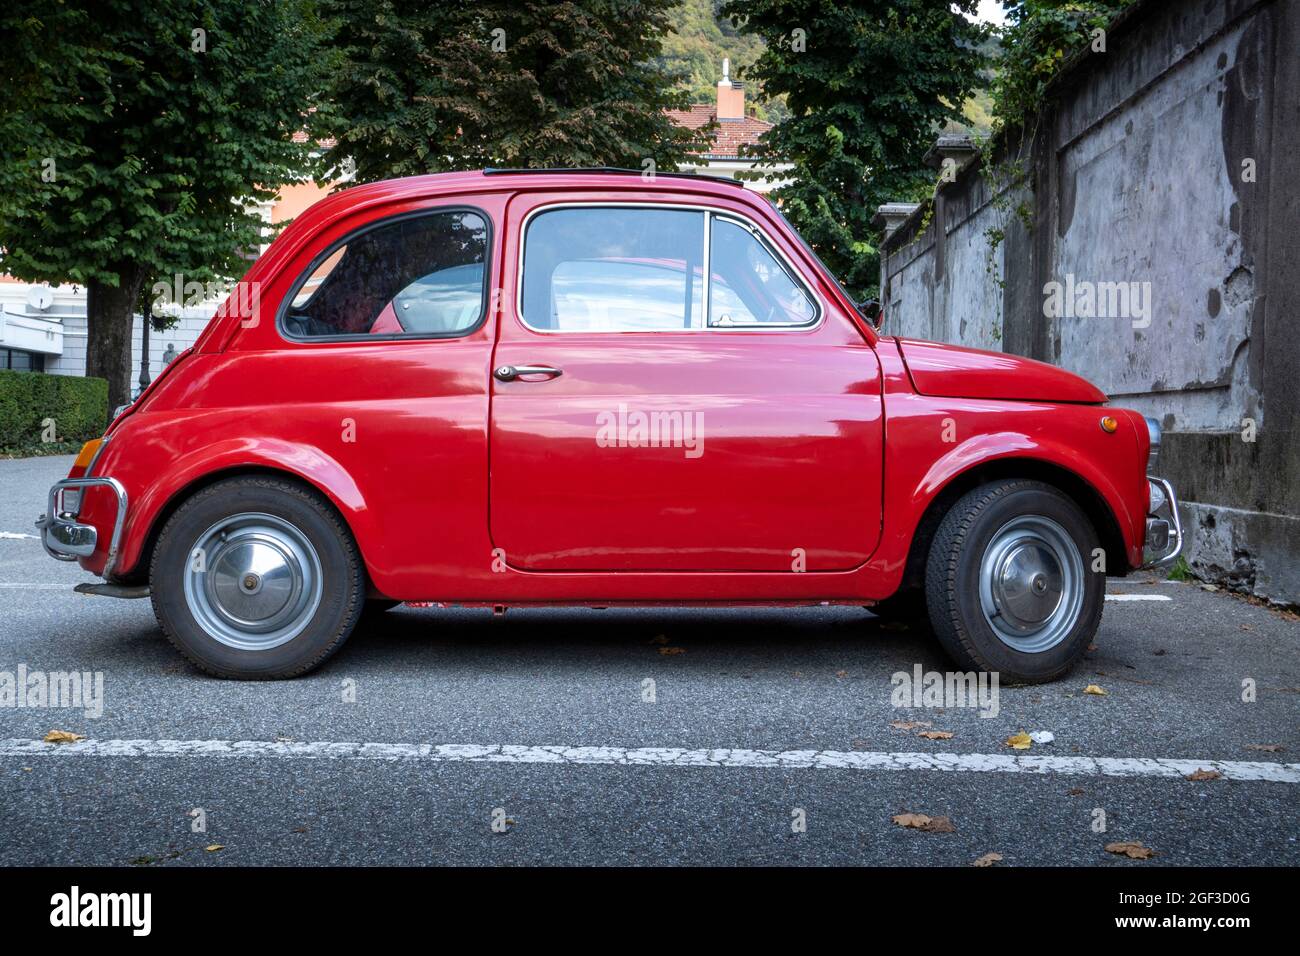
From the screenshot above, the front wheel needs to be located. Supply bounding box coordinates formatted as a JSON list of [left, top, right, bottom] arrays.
[[150, 476, 365, 679], [924, 479, 1104, 683]]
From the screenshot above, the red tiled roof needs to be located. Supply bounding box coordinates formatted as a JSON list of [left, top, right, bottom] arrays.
[[666, 104, 772, 160]]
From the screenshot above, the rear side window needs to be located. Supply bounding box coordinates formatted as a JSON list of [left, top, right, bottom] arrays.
[[282, 208, 489, 339]]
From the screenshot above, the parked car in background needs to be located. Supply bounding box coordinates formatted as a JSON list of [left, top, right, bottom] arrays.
[[37, 169, 1181, 681]]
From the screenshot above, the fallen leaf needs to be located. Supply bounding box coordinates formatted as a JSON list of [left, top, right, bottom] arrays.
[[1185, 768, 1221, 781], [890, 720, 932, 731], [1083, 684, 1108, 696], [892, 813, 956, 833], [657, 646, 685, 656], [1239, 624, 1254, 631], [972, 852, 1003, 867], [1005, 731, 1033, 750], [1245, 744, 1283, 753], [44, 730, 84, 744], [918, 730, 953, 740], [1105, 841, 1155, 860], [204, 844, 225, 852], [1086, 643, 1098, 652], [835, 670, 848, 678], [1067, 787, 1084, 796]]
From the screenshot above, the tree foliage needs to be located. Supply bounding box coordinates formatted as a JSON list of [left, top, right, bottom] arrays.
[[990, 0, 1134, 131], [0, 0, 329, 410], [721, 0, 988, 298], [315, 0, 703, 182]]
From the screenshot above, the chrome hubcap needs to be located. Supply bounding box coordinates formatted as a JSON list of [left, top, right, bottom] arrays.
[[183, 513, 323, 651], [979, 515, 1083, 653]]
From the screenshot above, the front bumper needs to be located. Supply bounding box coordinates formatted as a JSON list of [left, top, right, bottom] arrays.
[[1141, 475, 1182, 568], [35, 477, 129, 578]]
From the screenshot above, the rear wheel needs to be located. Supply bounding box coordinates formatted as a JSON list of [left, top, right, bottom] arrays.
[[924, 479, 1103, 683], [150, 476, 364, 679]]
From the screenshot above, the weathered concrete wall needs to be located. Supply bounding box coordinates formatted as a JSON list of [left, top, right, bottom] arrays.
[[879, 0, 1300, 605]]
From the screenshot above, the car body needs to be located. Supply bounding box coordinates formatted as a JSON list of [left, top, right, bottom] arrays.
[[37, 169, 1182, 680]]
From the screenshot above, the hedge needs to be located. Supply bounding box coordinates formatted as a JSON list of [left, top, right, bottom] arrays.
[[0, 370, 108, 451]]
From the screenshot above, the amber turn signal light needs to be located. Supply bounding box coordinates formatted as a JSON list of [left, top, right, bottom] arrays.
[[1099, 416, 1119, 434], [73, 438, 103, 469]]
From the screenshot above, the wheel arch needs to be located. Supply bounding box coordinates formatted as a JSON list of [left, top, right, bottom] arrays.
[[896, 457, 1129, 594], [119, 464, 370, 587]]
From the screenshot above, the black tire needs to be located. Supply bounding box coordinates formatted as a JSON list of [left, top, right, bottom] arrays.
[[150, 476, 365, 679], [924, 479, 1104, 683]]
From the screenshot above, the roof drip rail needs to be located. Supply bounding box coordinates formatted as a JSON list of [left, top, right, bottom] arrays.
[[481, 167, 747, 188]]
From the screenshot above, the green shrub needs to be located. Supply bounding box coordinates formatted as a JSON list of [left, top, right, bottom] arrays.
[[0, 371, 108, 452]]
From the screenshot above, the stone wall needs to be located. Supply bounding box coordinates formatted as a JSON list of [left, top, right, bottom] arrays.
[[878, 0, 1300, 605]]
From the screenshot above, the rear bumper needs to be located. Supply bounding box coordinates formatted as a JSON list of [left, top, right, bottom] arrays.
[[35, 477, 128, 578], [1140, 475, 1182, 569]]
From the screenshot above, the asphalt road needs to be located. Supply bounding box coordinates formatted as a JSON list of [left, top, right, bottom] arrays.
[[1, 454, 1296, 866]]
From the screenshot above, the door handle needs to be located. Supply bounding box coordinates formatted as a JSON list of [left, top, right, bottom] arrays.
[[494, 365, 562, 382]]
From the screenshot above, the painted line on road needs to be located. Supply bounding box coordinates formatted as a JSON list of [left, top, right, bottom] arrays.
[[1, 738, 1296, 783], [0, 583, 74, 590], [0, 532, 39, 540], [1104, 594, 1172, 602]]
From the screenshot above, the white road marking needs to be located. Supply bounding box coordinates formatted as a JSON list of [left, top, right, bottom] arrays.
[[2, 738, 1296, 783], [1105, 594, 1172, 602], [0, 583, 72, 590], [0, 532, 39, 540]]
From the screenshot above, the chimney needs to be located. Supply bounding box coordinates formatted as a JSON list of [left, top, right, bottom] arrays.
[[716, 58, 745, 121]]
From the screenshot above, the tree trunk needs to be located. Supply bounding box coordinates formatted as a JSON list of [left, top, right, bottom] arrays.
[[85, 266, 146, 415]]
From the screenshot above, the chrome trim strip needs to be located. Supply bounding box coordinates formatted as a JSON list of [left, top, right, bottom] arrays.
[[36, 476, 129, 578], [514, 200, 826, 334]]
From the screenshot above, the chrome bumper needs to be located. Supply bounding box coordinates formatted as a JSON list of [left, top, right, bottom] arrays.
[[1141, 475, 1182, 569], [35, 477, 129, 578]]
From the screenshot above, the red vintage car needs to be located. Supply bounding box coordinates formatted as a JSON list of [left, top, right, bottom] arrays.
[[37, 169, 1181, 681]]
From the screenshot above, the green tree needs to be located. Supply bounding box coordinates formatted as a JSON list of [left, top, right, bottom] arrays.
[[314, 0, 703, 182], [722, 0, 988, 298], [0, 0, 329, 412], [991, 0, 1133, 130]]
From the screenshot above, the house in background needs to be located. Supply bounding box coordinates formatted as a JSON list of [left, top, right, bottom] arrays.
[[667, 59, 791, 191]]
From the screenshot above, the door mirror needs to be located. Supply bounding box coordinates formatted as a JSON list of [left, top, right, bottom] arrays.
[[859, 299, 882, 330]]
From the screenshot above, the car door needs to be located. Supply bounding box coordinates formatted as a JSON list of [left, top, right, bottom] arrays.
[[488, 196, 883, 573]]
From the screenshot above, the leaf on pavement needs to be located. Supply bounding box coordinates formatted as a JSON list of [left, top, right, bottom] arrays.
[[1105, 841, 1155, 860], [890, 720, 932, 731], [1083, 684, 1108, 696], [972, 852, 1003, 867], [1005, 731, 1033, 750], [892, 813, 955, 833], [43, 730, 84, 744], [1185, 768, 1222, 781], [1245, 744, 1282, 752], [657, 646, 685, 656], [918, 730, 953, 740], [204, 844, 225, 852]]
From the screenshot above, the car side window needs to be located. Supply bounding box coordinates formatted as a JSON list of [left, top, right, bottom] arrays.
[[520, 205, 815, 332], [283, 209, 489, 339], [522, 207, 705, 331], [708, 217, 817, 327]]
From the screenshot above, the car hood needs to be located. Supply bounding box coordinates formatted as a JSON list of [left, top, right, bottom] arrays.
[[894, 337, 1107, 404]]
